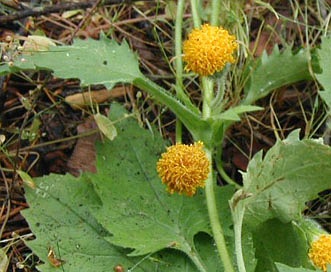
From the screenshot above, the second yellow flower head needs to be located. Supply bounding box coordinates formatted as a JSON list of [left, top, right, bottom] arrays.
[[183, 24, 238, 76], [156, 141, 210, 196]]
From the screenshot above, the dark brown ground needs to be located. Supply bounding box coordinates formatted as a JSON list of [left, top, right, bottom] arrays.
[[0, 0, 330, 271]]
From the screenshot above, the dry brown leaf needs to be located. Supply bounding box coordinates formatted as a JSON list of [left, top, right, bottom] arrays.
[[66, 118, 99, 176], [64, 87, 126, 109]]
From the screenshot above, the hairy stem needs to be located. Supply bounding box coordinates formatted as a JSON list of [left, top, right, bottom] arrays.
[[190, 0, 201, 28], [174, 0, 185, 143], [204, 149, 236, 272], [233, 205, 246, 272], [211, 0, 222, 25], [202, 77, 213, 118], [202, 76, 235, 272]]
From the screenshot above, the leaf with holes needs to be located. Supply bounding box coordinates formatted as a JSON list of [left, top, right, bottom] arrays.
[[1, 34, 142, 88], [22, 103, 237, 271], [22, 173, 208, 272], [22, 174, 140, 272], [235, 130, 331, 229], [87, 103, 212, 257]]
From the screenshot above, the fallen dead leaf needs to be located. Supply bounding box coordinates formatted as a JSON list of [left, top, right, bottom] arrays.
[[66, 118, 99, 176], [64, 87, 126, 109]]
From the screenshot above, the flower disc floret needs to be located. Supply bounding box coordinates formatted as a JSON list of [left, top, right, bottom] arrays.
[[183, 24, 238, 76], [308, 234, 331, 271], [156, 141, 210, 196]]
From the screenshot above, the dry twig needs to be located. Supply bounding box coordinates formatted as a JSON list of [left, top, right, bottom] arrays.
[[0, 0, 142, 24]]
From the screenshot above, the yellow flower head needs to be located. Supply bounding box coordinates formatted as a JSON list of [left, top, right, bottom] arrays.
[[156, 141, 210, 196], [308, 234, 331, 271], [183, 24, 238, 76]]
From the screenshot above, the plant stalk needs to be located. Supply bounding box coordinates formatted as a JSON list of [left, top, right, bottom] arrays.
[[190, 0, 201, 28], [210, 0, 222, 25], [202, 76, 235, 272], [202, 77, 213, 118], [204, 149, 235, 272], [174, 0, 185, 143], [233, 205, 246, 272]]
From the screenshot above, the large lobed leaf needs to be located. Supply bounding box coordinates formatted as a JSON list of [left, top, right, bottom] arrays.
[[23, 167, 220, 271], [88, 103, 212, 257], [1, 35, 142, 88], [22, 103, 239, 271], [243, 46, 312, 105], [21, 145, 208, 271], [238, 130, 331, 229], [22, 174, 148, 272]]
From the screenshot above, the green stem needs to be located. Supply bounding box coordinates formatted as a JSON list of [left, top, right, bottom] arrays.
[[210, 0, 222, 26], [190, 0, 201, 28], [205, 149, 235, 272], [175, 0, 184, 82], [233, 205, 246, 272], [174, 0, 185, 143], [202, 77, 213, 118], [202, 76, 235, 272], [175, 121, 182, 144]]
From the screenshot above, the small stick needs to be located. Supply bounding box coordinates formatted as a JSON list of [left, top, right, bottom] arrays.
[[0, 0, 139, 25]]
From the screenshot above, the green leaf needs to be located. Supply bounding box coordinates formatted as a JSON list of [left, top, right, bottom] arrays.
[[22, 173, 209, 271], [253, 219, 313, 272], [88, 104, 240, 271], [316, 36, 331, 110], [243, 46, 312, 105], [238, 130, 331, 229], [21, 175, 201, 272], [215, 105, 263, 121], [3, 35, 142, 88], [21, 103, 235, 271], [21, 174, 137, 271], [88, 103, 211, 258], [21, 103, 238, 271]]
